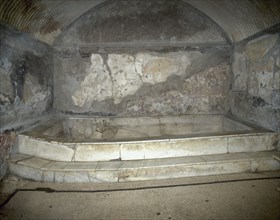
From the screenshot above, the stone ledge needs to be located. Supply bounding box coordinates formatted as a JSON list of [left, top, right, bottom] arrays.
[[9, 151, 280, 183], [17, 132, 278, 162]]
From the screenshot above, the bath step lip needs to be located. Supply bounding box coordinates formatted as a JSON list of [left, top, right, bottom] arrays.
[[17, 132, 278, 162], [8, 151, 280, 183]]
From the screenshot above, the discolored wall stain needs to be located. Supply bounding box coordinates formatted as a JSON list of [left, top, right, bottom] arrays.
[[10, 58, 27, 100], [0, 0, 61, 43], [1, 0, 280, 44], [248, 0, 280, 17], [0, 0, 44, 33], [0, 23, 53, 130], [55, 0, 226, 45], [40, 17, 60, 35], [53, 48, 230, 116], [53, 0, 231, 117], [21, 0, 38, 16], [231, 32, 280, 131], [8, 51, 50, 102], [0, 131, 16, 180]]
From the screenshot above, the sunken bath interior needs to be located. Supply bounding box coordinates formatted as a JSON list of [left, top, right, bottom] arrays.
[[0, 0, 279, 182], [18, 115, 277, 163], [42, 115, 253, 142]]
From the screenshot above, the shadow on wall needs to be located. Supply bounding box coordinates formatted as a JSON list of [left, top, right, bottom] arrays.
[[0, 23, 53, 131], [54, 0, 229, 45]]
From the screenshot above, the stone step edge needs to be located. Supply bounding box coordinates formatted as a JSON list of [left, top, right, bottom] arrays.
[[17, 132, 277, 144], [10, 151, 280, 171], [17, 132, 278, 162], [8, 151, 280, 183]]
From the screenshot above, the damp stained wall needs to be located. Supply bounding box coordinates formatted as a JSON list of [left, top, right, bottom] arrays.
[[0, 131, 16, 179], [53, 0, 231, 116], [0, 23, 53, 130], [231, 33, 280, 132], [54, 0, 227, 45]]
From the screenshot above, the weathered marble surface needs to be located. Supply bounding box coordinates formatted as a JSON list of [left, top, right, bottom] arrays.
[[26, 115, 253, 142], [16, 115, 278, 162], [9, 151, 280, 182], [18, 131, 277, 163], [63, 115, 252, 141]]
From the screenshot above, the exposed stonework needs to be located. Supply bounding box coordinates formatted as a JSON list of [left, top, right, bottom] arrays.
[[231, 33, 280, 131], [135, 53, 190, 84], [108, 54, 142, 104], [71, 52, 193, 106], [72, 54, 112, 107], [54, 48, 230, 116], [52, 0, 231, 117]]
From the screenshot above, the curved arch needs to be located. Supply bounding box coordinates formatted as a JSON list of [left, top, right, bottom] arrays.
[[185, 0, 280, 42], [0, 0, 279, 45], [54, 0, 229, 46]]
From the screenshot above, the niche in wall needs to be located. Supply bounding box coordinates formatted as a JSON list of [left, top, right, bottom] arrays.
[[53, 0, 231, 116]]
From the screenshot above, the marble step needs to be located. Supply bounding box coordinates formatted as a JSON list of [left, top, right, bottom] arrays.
[[9, 151, 280, 183], [17, 133, 278, 162]]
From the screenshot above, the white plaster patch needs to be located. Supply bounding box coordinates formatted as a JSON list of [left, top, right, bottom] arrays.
[[72, 54, 113, 107], [135, 52, 190, 84], [0, 94, 10, 103], [71, 52, 192, 106], [107, 54, 142, 104]]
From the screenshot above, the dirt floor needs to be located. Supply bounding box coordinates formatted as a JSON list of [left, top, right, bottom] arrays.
[[1, 172, 280, 220]]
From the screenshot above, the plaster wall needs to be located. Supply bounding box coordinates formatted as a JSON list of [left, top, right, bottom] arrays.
[[54, 0, 227, 45], [231, 33, 280, 132], [53, 0, 231, 116], [54, 48, 230, 116], [0, 23, 53, 130]]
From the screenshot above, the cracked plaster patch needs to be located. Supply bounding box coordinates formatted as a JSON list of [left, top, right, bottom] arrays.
[[72, 54, 113, 107], [72, 52, 191, 107], [107, 54, 142, 104], [135, 53, 190, 84]]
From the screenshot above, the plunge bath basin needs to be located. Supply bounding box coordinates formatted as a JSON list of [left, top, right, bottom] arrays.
[[17, 114, 278, 162]]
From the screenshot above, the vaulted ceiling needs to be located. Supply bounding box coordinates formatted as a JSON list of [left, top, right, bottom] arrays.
[[0, 0, 280, 45]]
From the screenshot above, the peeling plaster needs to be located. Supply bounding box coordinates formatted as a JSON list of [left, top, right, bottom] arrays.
[[72, 54, 112, 107], [70, 52, 200, 107]]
